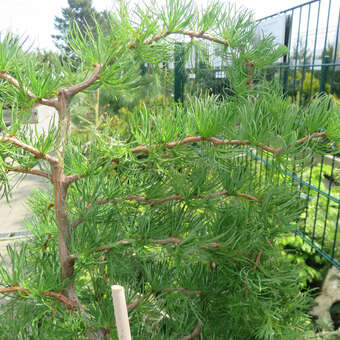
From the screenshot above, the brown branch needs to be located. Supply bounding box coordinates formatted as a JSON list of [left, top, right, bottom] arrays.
[[97, 239, 137, 251], [130, 132, 327, 155], [127, 300, 139, 310], [127, 287, 202, 313], [252, 248, 263, 270], [71, 202, 92, 228], [38, 97, 59, 107], [0, 285, 78, 311], [0, 63, 101, 111], [236, 192, 260, 202], [243, 281, 248, 297], [67, 202, 93, 227], [0, 71, 58, 108], [63, 64, 102, 98], [137, 30, 171, 46], [148, 237, 182, 245], [4, 164, 50, 179], [124, 190, 259, 206], [96, 237, 221, 256], [130, 136, 232, 153], [274, 131, 327, 154], [71, 190, 259, 228], [126, 291, 153, 311], [253, 239, 272, 270], [181, 30, 227, 45], [201, 241, 220, 249], [117, 191, 258, 206], [183, 320, 202, 339], [297, 132, 326, 144], [0, 135, 59, 164], [142, 29, 228, 46], [0, 285, 29, 295], [97, 237, 182, 252], [163, 287, 203, 295], [246, 61, 254, 89], [0, 71, 36, 100], [42, 291, 78, 311], [64, 173, 86, 186], [148, 194, 184, 206]]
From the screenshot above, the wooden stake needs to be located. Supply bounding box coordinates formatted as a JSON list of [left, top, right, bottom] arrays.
[[111, 285, 132, 340]]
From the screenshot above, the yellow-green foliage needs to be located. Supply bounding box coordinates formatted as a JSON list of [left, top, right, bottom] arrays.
[[278, 234, 327, 288], [302, 72, 321, 96]]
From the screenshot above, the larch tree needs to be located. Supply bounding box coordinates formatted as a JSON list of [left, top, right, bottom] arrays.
[[0, 1, 339, 339]]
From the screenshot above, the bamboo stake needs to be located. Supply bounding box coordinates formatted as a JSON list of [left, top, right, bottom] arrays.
[[111, 285, 132, 340]]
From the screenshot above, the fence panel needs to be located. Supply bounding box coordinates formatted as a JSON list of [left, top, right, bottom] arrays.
[[174, 0, 340, 268], [257, 0, 340, 268]]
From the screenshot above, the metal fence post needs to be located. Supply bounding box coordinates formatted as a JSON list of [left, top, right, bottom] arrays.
[[174, 42, 186, 103], [282, 66, 289, 97], [320, 55, 330, 93]]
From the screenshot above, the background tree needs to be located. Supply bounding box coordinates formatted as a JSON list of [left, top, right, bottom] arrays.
[[53, 0, 108, 55], [0, 1, 339, 339], [321, 42, 336, 60], [320, 42, 340, 98]]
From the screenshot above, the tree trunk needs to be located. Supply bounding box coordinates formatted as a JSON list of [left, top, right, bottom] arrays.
[[53, 91, 75, 289], [51, 164, 74, 284]]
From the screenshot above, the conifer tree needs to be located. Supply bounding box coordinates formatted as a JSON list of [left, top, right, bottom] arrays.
[[0, 1, 339, 339], [53, 0, 108, 54]]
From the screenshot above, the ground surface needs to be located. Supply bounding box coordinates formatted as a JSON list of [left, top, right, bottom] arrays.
[[0, 105, 56, 254], [0, 175, 49, 235]]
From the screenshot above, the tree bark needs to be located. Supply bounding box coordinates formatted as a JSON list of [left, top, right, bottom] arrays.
[[51, 164, 74, 283]]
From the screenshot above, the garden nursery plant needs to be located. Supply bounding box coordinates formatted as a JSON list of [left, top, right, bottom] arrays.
[[0, 0, 339, 339]]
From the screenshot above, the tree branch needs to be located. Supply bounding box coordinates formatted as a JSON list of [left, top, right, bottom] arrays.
[[126, 291, 153, 310], [163, 287, 203, 295], [38, 97, 59, 107], [4, 163, 50, 179], [130, 132, 327, 155], [96, 237, 220, 255], [253, 239, 272, 270], [246, 61, 254, 89], [42, 291, 78, 311], [0, 71, 58, 108], [0, 64, 101, 109], [63, 64, 102, 98], [252, 249, 263, 270], [142, 29, 228, 46], [97, 237, 182, 252], [126, 288, 202, 312], [0, 71, 36, 100], [64, 173, 86, 186], [71, 190, 259, 228], [183, 320, 202, 339], [116, 190, 259, 206], [274, 131, 327, 154], [0, 285, 29, 295], [0, 285, 78, 311], [0, 135, 59, 164]]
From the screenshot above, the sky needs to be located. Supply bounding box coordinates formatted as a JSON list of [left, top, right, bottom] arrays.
[[0, 0, 310, 51]]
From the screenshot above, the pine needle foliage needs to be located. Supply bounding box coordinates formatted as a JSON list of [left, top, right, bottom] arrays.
[[0, 1, 339, 339]]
